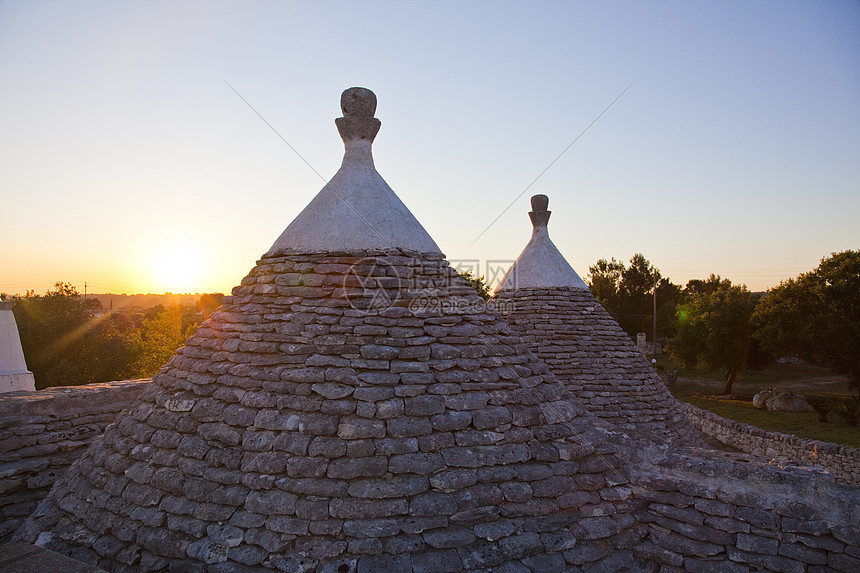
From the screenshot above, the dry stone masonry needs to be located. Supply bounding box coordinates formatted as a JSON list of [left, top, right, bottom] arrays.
[[630, 450, 860, 572], [11, 88, 860, 572], [493, 196, 700, 446], [682, 402, 860, 487], [0, 380, 149, 540]]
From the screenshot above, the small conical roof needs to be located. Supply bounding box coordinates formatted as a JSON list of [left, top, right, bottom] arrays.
[[495, 195, 587, 292], [493, 196, 701, 446], [267, 87, 440, 257]]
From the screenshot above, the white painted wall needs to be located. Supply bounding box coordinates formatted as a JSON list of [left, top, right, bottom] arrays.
[[0, 302, 36, 392]]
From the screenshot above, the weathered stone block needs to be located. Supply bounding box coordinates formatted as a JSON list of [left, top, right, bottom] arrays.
[[389, 452, 444, 475], [430, 469, 478, 492], [338, 417, 386, 439], [736, 533, 778, 555], [473, 519, 521, 542], [266, 516, 309, 535], [411, 549, 463, 573], [382, 533, 425, 554], [244, 489, 297, 515], [327, 456, 387, 479], [398, 516, 448, 534], [458, 540, 505, 569], [330, 498, 408, 519], [343, 518, 399, 538], [778, 541, 827, 565], [736, 507, 778, 530], [385, 417, 433, 438], [410, 491, 458, 517], [228, 544, 267, 565], [361, 345, 399, 360], [294, 536, 347, 560], [405, 395, 445, 416], [347, 475, 428, 499], [424, 527, 476, 549], [430, 411, 472, 432]]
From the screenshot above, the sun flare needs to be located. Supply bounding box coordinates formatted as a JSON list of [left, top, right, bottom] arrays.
[[146, 236, 205, 293]]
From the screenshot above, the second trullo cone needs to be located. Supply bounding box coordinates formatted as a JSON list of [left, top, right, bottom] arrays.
[[493, 194, 701, 446]]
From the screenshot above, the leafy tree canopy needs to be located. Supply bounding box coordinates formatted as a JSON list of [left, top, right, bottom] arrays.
[[752, 250, 860, 390], [670, 275, 757, 395], [127, 305, 201, 378], [587, 254, 681, 339], [11, 282, 131, 389], [458, 270, 492, 301], [9, 283, 218, 389]]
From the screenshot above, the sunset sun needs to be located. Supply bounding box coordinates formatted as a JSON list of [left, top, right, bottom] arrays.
[[146, 236, 206, 293]]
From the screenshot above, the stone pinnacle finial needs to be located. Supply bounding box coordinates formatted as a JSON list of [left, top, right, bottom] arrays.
[[341, 87, 377, 117], [336, 87, 381, 142], [529, 194, 551, 228], [266, 87, 442, 256]]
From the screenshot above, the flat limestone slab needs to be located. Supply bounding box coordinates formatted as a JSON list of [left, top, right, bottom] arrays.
[[0, 542, 107, 573]]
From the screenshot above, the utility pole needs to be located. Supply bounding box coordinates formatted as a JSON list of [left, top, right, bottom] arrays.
[[652, 273, 657, 354]]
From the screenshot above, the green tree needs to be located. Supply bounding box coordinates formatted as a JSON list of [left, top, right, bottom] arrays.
[[618, 254, 661, 337], [752, 250, 860, 391], [128, 305, 201, 377], [670, 275, 756, 395], [588, 257, 625, 315], [11, 282, 135, 388], [587, 254, 680, 340], [457, 270, 492, 301]]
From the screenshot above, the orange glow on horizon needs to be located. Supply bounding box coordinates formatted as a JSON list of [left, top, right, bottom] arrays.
[[138, 234, 211, 295]]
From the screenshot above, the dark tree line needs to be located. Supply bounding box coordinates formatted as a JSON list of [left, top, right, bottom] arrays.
[[752, 250, 860, 389], [587, 251, 860, 395], [588, 254, 682, 340]]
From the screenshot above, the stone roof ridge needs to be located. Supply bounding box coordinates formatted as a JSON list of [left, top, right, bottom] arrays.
[[266, 87, 442, 257], [495, 194, 588, 292]]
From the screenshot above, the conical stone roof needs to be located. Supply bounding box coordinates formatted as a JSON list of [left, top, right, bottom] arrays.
[[267, 88, 440, 257], [16, 89, 644, 572], [493, 196, 701, 446], [496, 195, 588, 292]]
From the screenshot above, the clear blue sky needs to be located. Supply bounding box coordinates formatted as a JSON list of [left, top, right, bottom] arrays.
[[1, 0, 858, 295]]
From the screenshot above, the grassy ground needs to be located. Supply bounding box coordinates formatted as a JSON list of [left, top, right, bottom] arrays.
[[654, 356, 860, 449]]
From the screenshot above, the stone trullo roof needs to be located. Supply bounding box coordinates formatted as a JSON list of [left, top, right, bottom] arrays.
[[493, 196, 701, 446], [267, 88, 441, 257], [496, 195, 588, 291], [15, 88, 645, 572]]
